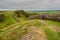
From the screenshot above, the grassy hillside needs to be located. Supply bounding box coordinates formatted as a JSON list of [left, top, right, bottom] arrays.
[[0, 11, 17, 29], [0, 10, 60, 40]]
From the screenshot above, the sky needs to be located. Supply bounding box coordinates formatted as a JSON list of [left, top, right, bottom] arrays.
[[0, 0, 60, 11]]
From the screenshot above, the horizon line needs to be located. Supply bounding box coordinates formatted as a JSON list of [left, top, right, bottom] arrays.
[[0, 9, 60, 11]]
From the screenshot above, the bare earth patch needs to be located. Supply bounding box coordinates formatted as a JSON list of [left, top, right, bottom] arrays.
[[17, 27, 47, 40]]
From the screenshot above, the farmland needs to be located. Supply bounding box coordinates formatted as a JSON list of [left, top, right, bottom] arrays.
[[0, 10, 60, 40]]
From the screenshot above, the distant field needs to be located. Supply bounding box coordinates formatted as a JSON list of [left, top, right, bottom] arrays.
[[27, 11, 60, 14], [0, 10, 60, 40]]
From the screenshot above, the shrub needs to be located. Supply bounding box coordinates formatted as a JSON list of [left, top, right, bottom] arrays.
[[0, 14, 5, 22], [14, 10, 29, 18]]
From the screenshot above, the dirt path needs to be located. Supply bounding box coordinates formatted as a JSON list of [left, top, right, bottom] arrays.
[[16, 27, 47, 40], [38, 20, 58, 32]]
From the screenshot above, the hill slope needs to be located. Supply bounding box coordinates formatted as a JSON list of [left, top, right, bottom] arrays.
[[0, 11, 60, 40], [0, 19, 60, 40]]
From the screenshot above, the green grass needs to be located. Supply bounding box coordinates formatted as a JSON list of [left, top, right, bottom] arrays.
[[45, 28, 57, 40], [57, 32, 60, 40], [0, 13, 16, 29], [45, 20, 60, 40], [45, 20, 60, 28]]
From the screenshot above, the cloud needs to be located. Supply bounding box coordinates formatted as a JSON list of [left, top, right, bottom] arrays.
[[0, 0, 60, 10]]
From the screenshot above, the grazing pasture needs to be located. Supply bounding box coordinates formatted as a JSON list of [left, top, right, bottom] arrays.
[[0, 10, 60, 40]]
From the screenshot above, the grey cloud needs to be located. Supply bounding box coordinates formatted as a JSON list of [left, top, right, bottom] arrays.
[[0, 0, 60, 10]]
